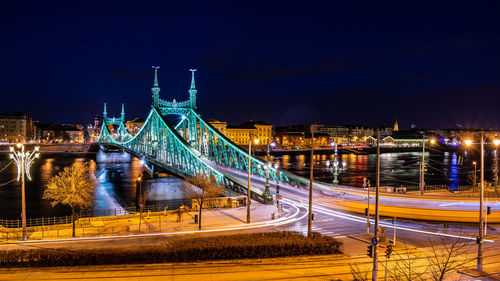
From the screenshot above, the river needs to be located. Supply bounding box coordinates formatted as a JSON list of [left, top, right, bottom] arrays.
[[0, 148, 496, 219]]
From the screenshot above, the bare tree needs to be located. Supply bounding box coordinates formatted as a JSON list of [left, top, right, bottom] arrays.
[[388, 244, 427, 281], [425, 236, 474, 281], [349, 263, 370, 281], [182, 174, 223, 230], [43, 162, 96, 237]]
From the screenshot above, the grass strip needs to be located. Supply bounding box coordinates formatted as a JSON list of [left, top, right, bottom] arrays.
[[0, 231, 342, 267]]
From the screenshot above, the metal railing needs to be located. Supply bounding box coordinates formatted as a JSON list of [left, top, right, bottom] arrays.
[[0, 202, 187, 229], [391, 184, 473, 192]]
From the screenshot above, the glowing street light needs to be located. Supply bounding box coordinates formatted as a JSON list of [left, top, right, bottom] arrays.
[[247, 135, 260, 223], [258, 162, 273, 203], [464, 139, 473, 146], [325, 142, 346, 186], [10, 143, 40, 241], [274, 162, 281, 215], [494, 139, 500, 146]]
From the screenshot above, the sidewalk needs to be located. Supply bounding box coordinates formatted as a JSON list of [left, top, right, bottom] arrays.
[[0, 201, 282, 243]]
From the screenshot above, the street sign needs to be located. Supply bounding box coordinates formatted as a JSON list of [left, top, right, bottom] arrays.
[[372, 237, 378, 246]]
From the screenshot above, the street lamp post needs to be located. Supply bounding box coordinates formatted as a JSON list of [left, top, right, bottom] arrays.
[[260, 140, 274, 204], [10, 143, 40, 241], [420, 133, 426, 195], [363, 177, 371, 234], [259, 162, 273, 204], [274, 163, 281, 215], [308, 125, 317, 238], [325, 143, 346, 186], [473, 161, 477, 195], [372, 128, 380, 281], [465, 133, 485, 272], [478, 132, 485, 272], [247, 135, 259, 223], [493, 139, 500, 196]]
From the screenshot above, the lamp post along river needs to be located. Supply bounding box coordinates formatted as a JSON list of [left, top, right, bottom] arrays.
[[10, 143, 40, 241]]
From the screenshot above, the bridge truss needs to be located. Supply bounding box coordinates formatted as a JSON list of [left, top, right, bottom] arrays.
[[98, 67, 318, 202]]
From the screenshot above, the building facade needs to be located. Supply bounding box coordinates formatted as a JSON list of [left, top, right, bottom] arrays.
[[0, 112, 35, 143], [207, 119, 227, 136], [222, 121, 273, 146], [37, 124, 84, 143], [125, 117, 145, 136]]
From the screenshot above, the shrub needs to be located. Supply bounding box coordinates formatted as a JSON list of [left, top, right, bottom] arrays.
[[0, 231, 342, 267]]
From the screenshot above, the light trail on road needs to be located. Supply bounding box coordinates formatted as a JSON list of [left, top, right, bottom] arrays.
[[5, 200, 305, 245]]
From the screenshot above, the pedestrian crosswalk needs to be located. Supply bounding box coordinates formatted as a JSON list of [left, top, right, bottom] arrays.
[[278, 215, 364, 237]]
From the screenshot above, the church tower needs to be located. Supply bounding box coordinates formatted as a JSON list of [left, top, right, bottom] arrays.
[[394, 120, 399, 132]]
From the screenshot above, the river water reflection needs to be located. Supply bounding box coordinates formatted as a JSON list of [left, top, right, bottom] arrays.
[[0, 149, 496, 219], [272, 149, 497, 190], [0, 152, 185, 219]]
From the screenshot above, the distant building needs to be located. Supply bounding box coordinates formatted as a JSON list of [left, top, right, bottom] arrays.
[[319, 126, 349, 144], [225, 121, 273, 146], [275, 125, 329, 147], [345, 125, 375, 144], [125, 117, 145, 136], [393, 120, 399, 132], [0, 112, 35, 143], [305, 132, 330, 146], [37, 124, 84, 143], [276, 131, 306, 146], [366, 130, 426, 147], [207, 119, 227, 135]]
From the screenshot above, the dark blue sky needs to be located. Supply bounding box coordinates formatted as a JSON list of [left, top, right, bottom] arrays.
[[1, 1, 499, 129]]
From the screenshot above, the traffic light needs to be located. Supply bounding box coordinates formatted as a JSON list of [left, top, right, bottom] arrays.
[[367, 245, 373, 258], [476, 236, 483, 244], [487, 206, 491, 215], [364, 208, 368, 216], [385, 244, 393, 258], [392, 217, 396, 224]]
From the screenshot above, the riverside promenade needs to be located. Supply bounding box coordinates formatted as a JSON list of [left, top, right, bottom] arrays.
[[0, 201, 288, 246]]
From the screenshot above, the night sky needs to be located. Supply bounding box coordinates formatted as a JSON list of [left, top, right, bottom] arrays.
[[1, 1, 499, 129]]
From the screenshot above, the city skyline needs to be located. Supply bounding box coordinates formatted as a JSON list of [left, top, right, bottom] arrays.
[[1, 1, 499, 128]]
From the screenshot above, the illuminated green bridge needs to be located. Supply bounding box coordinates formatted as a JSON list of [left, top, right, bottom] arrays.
[[97, 67, 315, 204]]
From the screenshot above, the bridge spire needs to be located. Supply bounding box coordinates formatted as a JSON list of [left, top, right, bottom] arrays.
[[189, 69, 197, 109], [151, 66, 161, 107], [103, 103, 107, 121], [121, 103, 125, 122]]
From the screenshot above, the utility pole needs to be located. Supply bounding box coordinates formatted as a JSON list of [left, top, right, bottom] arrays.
[[420, 133, 425, 196], [308, 125, 315, 238], [364, 177, 371, 234], [247, 135, 254, 224], [478, 131, 484, 272], [372, 128, 380, 280], [20, 145, 26, 241]]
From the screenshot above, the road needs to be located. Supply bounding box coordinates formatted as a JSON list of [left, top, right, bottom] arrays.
[[2, 245, 500, 281], [217, 166, 500, 248]]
